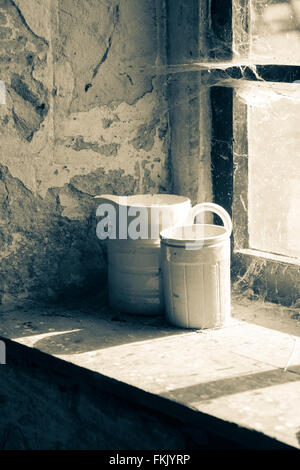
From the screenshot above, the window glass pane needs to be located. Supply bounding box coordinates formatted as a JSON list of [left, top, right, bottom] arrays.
[[250, 0, 300, 65], [247, 87, 300, 258]]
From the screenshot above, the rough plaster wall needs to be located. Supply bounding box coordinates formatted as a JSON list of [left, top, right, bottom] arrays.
[[0, 0, 171, 305], [167, 0, 212, 206]]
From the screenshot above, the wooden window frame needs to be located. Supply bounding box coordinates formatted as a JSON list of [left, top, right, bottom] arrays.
[[210, 0, 300, 305]]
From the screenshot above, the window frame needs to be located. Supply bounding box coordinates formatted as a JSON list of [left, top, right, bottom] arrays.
[[210, 0, 300, 305]]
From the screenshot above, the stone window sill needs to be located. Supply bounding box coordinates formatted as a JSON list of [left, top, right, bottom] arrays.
[[1, 294, 300, 450]]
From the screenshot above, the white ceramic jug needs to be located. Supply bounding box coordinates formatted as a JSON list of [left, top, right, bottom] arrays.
[[95, 194, 208, 315]]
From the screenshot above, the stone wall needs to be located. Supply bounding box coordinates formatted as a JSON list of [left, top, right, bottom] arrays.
[[167, 0, 212, 206], [0, 338, 252, 450], [0, 0, 171, 305]]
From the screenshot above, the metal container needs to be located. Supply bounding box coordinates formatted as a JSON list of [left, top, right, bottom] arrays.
[[160, 203, 232, 328]]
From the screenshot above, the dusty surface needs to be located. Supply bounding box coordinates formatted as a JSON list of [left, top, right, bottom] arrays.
[[1, 295, 300, 449], [231, 293, 300, 336]]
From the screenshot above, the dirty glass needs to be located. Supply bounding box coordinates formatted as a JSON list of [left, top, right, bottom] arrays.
[[230, 2, 300, 260], [250, 0, 300, 64], [247, 85, 300, 258]]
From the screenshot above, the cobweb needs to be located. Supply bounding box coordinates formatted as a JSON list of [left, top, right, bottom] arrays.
[[125, 0, 300, 109]]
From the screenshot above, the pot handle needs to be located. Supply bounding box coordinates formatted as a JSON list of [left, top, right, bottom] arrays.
[[188, 202, 232, 235]]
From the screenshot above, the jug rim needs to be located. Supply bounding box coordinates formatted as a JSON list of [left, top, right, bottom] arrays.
[[94, 193, 190, 208], [160, 223, 230, 247]]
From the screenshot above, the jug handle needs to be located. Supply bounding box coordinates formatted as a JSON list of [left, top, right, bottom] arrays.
[[188, 202, 232, 235]]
